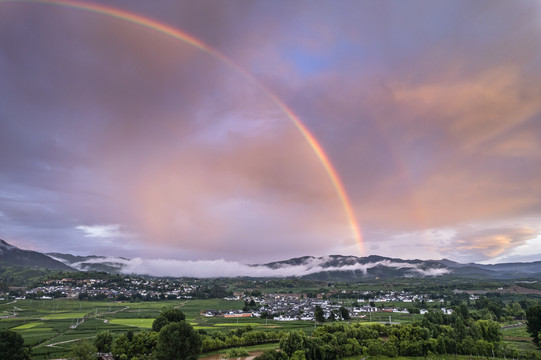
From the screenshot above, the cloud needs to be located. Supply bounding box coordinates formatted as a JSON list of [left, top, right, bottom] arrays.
[[0, 3, 351, 261], [443, 227, 538, 261], [408, 268, 450, 277], [391, 66, 541, 152], [1, 0, 541, 263], [63, 255, 449, 278], [76, 224, 131, 238], [126, 258, 450, 278], [257, 27, 541, 241]]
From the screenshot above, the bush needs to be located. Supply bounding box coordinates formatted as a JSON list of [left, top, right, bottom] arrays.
[[225, 347, 249, 358]]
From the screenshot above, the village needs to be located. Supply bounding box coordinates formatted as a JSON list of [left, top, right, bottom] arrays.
[[202, 290, 459, 322], [1, 276, 477, 323], [2, 276, 198, 301]]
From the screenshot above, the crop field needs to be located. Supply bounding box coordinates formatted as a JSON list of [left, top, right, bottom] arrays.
[[11, 322, 40, 330], [0, 298, 452, 359], [502, 325, 530, 338], [41, 312, 88, 320], [501, 325, 538, 353], [109, 318, 154, 328], [0, 298, 324, 359]]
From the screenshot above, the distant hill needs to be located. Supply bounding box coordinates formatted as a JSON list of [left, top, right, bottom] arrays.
[[47, 253, 128, 274], [255, 255, 450, 280], [255, 255, 541, 281], [2, 239, 540, 280], [476, 261, 541, 274], [0, 239, 75, 271]]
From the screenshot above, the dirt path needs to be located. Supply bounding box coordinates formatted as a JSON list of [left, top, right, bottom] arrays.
[[199, 350, 263, 360], [46, 336, 94, 348], [98, 306, 130, 316], [37, 305, 131, 349], [174, 301, 188, 309], [501, 322, 525, 329]]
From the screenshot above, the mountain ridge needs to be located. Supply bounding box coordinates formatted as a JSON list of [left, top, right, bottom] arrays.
[[0, 239, 76, 271], [1, 239, 540, 279], [47, 252, 128, 274]]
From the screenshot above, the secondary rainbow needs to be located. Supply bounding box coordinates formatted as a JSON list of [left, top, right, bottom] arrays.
[[4, 0, 365, 254]]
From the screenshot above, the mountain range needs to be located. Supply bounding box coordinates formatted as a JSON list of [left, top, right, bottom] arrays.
[[1, 239, 540, 280], [0, 239, 74, 271]]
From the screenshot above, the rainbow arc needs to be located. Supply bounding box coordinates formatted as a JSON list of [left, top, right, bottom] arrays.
[[2, 0, 364, 254]]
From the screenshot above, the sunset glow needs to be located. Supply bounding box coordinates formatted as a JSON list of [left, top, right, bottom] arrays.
[[1, 0, 540, 264]]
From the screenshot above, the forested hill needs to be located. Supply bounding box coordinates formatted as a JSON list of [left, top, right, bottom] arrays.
[[0, 239, 75, 271], [257, 255, 541, 281]]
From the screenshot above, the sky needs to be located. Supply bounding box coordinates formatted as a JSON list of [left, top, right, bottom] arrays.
[[1, 0, 541, 266]]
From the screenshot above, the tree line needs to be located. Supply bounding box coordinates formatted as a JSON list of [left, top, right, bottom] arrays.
[[258, 307, 541, 360]]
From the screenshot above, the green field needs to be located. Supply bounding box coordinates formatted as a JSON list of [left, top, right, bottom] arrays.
[[11, 322, 40, 330], [2, 298, 537, 359], [502, 325, 530, 338], [109, 318, 154, 328], [0, 298, 380, 358], [41, 312, 88, 320], [501, 325, 538, 353], [214, 322, 263, 327], [0, 298, 297, 359]]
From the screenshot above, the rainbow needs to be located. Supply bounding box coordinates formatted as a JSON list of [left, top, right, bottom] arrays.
[[3, 0, 364, 254]]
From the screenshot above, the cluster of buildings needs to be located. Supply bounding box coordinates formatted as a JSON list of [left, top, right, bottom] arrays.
[[2, 278, 458, 321], [3, 277, 199, 300], [201, 291, 454, 322]]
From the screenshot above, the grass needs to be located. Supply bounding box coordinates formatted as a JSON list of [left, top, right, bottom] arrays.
[[41, 312, 88, 320], [499, 325, 539, 357], [8, 298, 535, 360], [0, 298, 252, 359], [21, 327, 54, 332], [0, 298, 262, 358], [502, 325, 530, 338], [108, 318, 154, 328], [11, 322, 40, 330]]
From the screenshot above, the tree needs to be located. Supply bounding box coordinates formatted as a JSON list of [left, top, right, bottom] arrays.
[[329, 310, 336, 322], [290, 350, 307, 360], [339, 306, 350, 320], [476, 320, 502, 343], [94, 330, 113, 353], [69, 339, 96, 360], [526, 305, 541, 346], [280, 331, 306, 357], [112, 333, 131, 359], [0, 330, 30, 360], [454, 316, 467, 342], [507, 302, 525, 319], [130, 331, 158, 357], [456, 304, 469, 319], [155, 321, 202, 360], [226, 347, 249, 358], [152, 308, 186, 332], [315, 305, 325, 323], [112, 330, 158, 359]]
